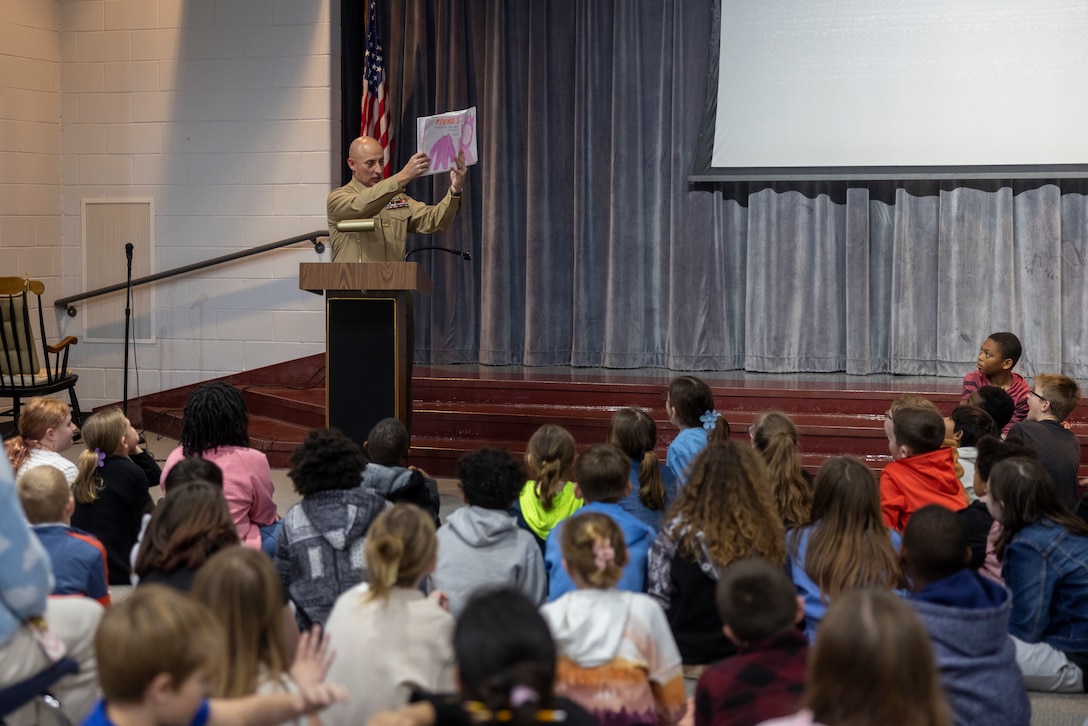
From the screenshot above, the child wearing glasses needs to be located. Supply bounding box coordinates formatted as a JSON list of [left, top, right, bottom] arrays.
[[1006, 374, 1081, 508]]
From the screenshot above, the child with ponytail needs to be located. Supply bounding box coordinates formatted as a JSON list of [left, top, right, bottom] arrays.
[[71, 407, 160, 585], [542, 512, 686, 726], [608, 407, 675, 530], [515, 425, 583, 545], [665, 375, 729, 489], [322, 504, 456, 726], [750, 411, 812, 529]]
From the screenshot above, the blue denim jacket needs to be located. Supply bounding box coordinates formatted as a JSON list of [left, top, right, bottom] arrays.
[[1002, 519, 1088, 653]]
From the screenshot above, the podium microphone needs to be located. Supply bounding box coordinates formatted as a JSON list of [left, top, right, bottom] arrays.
[[125, 242, 133, 261], [404, 247, 471, 262], [335, 219, 377, 232]]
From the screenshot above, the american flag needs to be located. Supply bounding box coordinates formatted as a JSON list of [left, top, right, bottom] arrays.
[[361, 0, 393, 177]]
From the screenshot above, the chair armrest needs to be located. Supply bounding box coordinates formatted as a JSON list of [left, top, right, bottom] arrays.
[[45, 336, 78, 354]]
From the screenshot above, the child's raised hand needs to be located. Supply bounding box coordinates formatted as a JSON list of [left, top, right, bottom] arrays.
[[290, 625, 335, 689]]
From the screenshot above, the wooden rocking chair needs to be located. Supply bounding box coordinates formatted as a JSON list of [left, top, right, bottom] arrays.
[[0, 277, 83, 433]]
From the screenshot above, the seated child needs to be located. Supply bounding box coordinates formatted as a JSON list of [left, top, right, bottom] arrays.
[[322, 505, 456, 726], [901, 505, 1030, 726], [965, 385, 1015, 436], [1006, 373, 1082, 508], [664, 375, 729, 489], [542, 512, 686, 726], [887, 393, 961, 477], [17, 465, 110, 607], [516, 424, 583, 547], [367, 588, 596, 726], [432, 448, 546, 616], [957, 436, 1037, 584], [274, 428, 388, 628], [82, 584, 345, 726], [545, 444, 657, 600], [948, 405, 998, 500], [608, 407, 674, 530], [694, 557, 807, 726], [71, 408, 158, 586], [961, 332, 1030, 436], [750, 411, 813, 529], [361, 417, 440, 524], [881, 406, 967, 532]]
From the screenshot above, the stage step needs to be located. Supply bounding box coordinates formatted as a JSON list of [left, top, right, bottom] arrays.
[[128, 357, 1088, 480]]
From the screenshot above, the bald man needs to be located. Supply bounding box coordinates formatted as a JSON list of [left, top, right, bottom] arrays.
[[327, 137, 467, 262]]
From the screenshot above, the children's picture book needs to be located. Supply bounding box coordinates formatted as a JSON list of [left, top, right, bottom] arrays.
[[417, 106, 478, 176]]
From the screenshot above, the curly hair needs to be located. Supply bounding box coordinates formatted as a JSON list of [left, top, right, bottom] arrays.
[[607, 407, 666, 511], [458, 447, 525, 509], [560, 511, 628, 589], [793, 457, 905, 601], [751, 411, 812, 529], [180, 382, 249, 456], [525, 424, 576, 511], [134, 481, 239, 577], [289, 427, 367, 496], [667, 440, 785, 567]]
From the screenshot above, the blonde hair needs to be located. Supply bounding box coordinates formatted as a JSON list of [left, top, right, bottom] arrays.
[[17, 465, 70, 524], [607, 407, 665, 511], [72, 408, 129, 504], [1034, 373, 1081, 421], [4, 397, 71, 471], [525, 425, 576, 511], [96, 584, 224, 704], [560, 512, 628, 589], [793, 457, 905, 602], [364, 504, 437, 602], [192, 546, 289, 698], [668, 441, 786, 567], [805, 589, 951, 726], [751, 412, 812, 529], [888, 393, 939, 418]]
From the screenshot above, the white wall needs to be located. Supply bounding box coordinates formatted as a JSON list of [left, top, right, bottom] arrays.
[[0, 1, 62, 289], [3, 0, 341, 410]]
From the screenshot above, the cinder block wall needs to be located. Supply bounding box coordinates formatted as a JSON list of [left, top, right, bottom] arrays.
[[3, 0, 341, 410], [0, 2, 63, 294]]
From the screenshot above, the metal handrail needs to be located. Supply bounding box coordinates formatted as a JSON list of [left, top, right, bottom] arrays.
[[55, 230, 328, 317]]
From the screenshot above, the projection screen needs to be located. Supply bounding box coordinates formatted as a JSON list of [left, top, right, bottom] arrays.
[[690, 0, 1088, 181]]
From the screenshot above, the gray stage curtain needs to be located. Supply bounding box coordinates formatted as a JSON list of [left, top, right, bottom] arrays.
[[380, 0, 1088, 380]]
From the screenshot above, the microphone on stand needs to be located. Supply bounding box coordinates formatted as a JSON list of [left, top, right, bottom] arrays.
[[404, 247, 472, 262], [125, 242, 133, 262]]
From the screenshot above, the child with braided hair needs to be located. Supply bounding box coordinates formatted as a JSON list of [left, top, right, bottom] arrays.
[[542, 511, 686, 726], [160, 382, 280, 553]]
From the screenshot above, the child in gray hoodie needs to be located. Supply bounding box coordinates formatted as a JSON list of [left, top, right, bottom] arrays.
[[432, 448, 547, 616], [902, 504, 1030, 726]]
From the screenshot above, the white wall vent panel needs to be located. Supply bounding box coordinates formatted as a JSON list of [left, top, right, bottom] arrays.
[[81, 199, 156, 343]]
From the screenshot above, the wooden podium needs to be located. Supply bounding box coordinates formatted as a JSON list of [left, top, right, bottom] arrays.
[[299, 262, 432, 447]]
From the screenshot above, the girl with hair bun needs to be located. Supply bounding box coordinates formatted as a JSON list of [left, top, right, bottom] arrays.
[[541, 512, 686, 726], [4, 396, 79, 483], [664, 375, 729, 489], [70, 407, 160, 585], [516, 425, 583, 546], [750, 411, 812, 529], [322, 504, 456, 726], [608, 407, 675, 530]]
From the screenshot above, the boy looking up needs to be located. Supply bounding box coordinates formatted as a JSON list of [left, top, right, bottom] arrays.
[[432, 448, 547, 616], [1006, 374, 1082, 509], [961, 332, 1029, 436], [881, 407, 967, 532], [545, 444, 656, 600], [694, 557, 807, 726], [902, 505, 1030, 726], [81, 585, 345, 726], [17, 465, 111, 607]]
